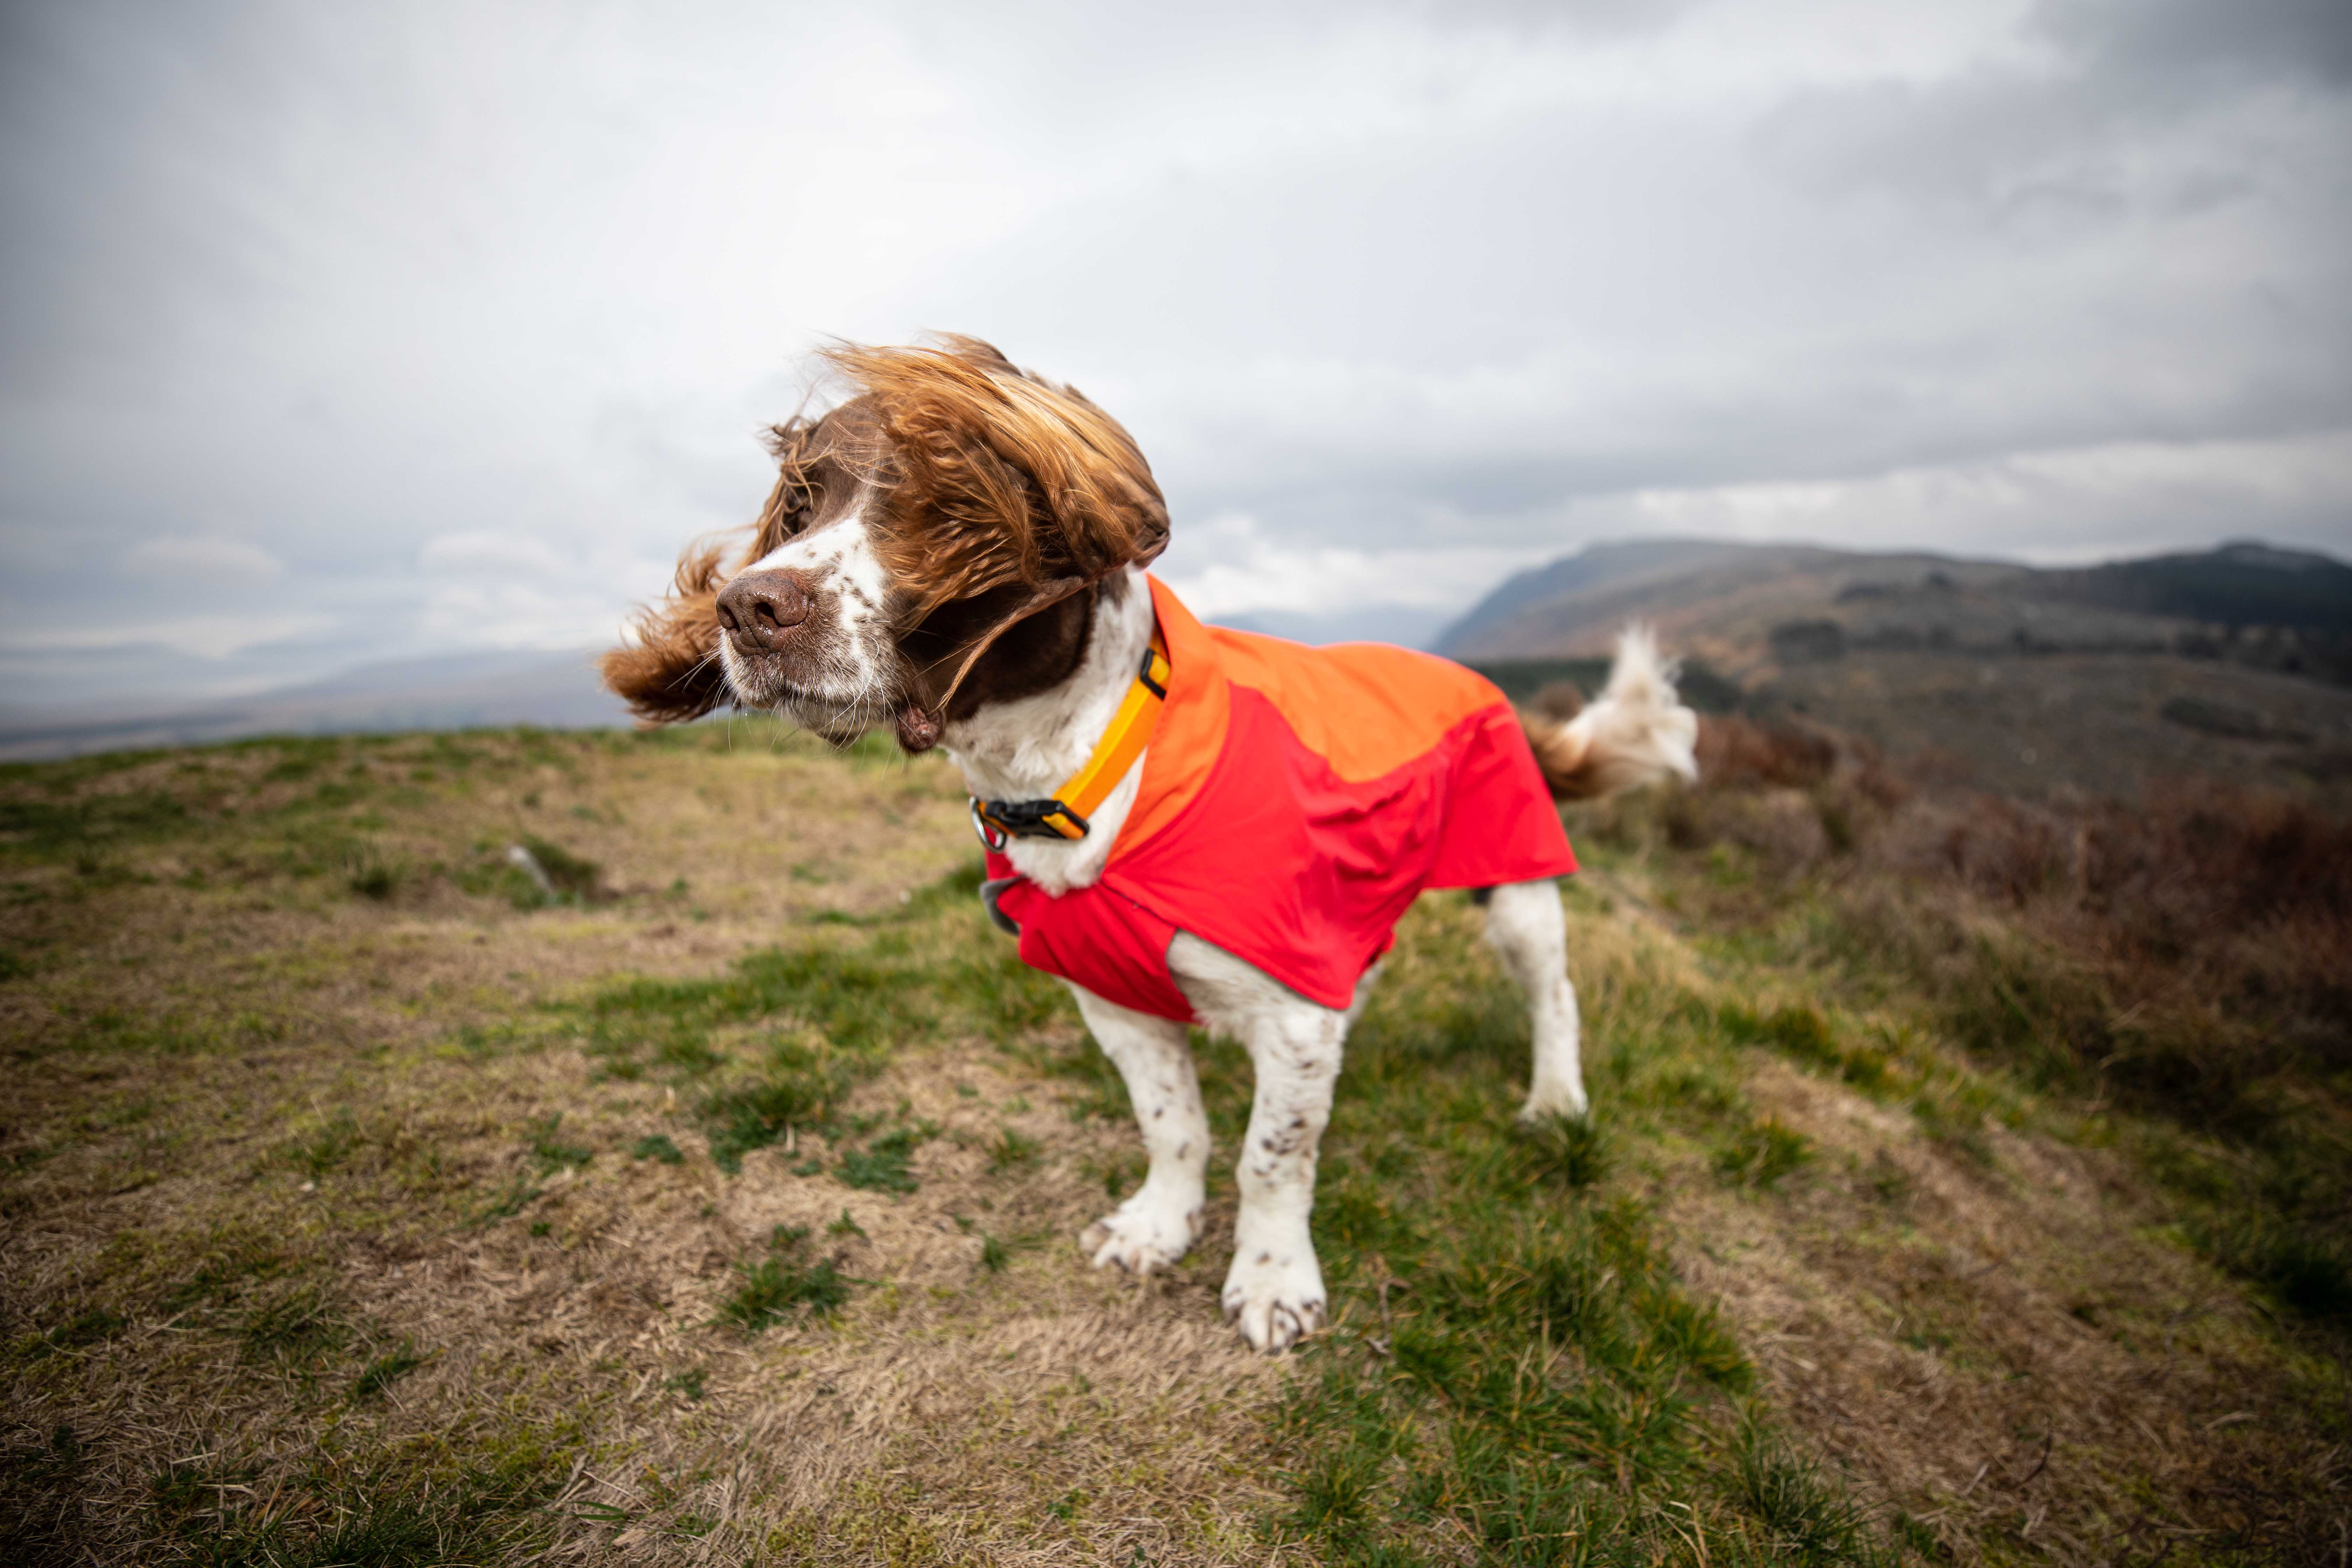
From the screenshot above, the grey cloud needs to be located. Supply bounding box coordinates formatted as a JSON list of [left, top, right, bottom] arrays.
[[2, 0, 2347, 704], [1357, 0, 1704, 37], [2043, 0, 2352, 89], [915, 75, 2348, 546]]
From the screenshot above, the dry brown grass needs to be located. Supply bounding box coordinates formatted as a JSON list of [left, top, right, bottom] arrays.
[[1567, 708, 2352, 1558], [0, 726, 1297, 1564], [1667, 1059, 2340, 1562], [3, 721, 2346, 1563], [1662, 714, 2352, 1111]]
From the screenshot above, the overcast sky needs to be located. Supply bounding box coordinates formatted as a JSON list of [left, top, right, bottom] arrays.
[[4, 0, 2348, 705]]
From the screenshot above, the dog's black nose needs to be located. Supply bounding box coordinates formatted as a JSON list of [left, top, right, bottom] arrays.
[[716, 570, 812, 649]]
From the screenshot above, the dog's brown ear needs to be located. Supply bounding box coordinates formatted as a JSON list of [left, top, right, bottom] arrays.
[[824, 336, 1171, 617], [600, 537, 733, 724]]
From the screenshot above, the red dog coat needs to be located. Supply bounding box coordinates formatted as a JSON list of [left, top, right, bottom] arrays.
[[982, 577, 1578, 1022]]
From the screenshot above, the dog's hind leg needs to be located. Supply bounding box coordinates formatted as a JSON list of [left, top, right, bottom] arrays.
[[1070, 987, 1209, 1275], [1484, 878, 1589, 1121]]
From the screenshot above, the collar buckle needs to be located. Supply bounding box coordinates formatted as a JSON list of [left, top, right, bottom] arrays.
[[971, 796, 1090, 850], [968, 626, 1165, 857]]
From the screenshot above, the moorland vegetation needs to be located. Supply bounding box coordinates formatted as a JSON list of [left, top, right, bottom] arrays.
[[0, 704, 2344, 1564]]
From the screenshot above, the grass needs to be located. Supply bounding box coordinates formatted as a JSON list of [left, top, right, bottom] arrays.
[[1250, 899, 1881, 1564], [526, 1113, 594, 1174], [1521, 1112, 1613, 1190], [575, 941, 941, 1170], [836, 1125, 929, 1193], [631, 1132, 686, 1164], [0, 719, 2343, 1563], [287, 1111, 363, 1180], [237, 1285, 346, 1370], [716, 1226, 854, 1330], [352, 1340, 426, 1400], [1713, 1116, 1815, 1190], [1598, 714, 2352, 1333]]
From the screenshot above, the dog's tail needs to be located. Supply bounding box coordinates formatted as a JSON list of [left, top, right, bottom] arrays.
[[1517, 625, 1700, 800]]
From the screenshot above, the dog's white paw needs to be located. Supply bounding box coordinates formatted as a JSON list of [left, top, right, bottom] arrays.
[[1517, 1084, 1589, 1124], [1081, 1186, 1200, 1275], [1221, 1245, 1326, 1353]]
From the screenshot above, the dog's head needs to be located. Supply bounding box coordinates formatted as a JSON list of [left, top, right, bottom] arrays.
[[601, 338, 1169, 751]]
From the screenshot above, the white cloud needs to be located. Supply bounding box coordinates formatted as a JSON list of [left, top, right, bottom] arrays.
[[1612, 427, 2352, 561], [414, 577, 628, 652], [123, 535, 284, 584], [1159, 512, 1554, 620], [419, 531, 573, 577], [0, 611, 328, 659]]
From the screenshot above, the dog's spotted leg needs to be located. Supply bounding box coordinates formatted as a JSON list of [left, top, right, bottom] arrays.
[[1168, 934, 1346, 1353], [1222, 997, 1345, 1352], [1484, 878, 1589, 1121], [1070, 987, 1208, 1275]]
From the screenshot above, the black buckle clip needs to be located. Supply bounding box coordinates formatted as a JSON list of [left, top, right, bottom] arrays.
[[970, 797, 1090, 852]]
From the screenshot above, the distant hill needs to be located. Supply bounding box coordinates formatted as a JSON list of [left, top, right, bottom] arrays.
[[1440, 538, 2350, 677], [1440, 538, 2352, 807], [0, 648, 631, 762], [2026, 541, 2352, 632]]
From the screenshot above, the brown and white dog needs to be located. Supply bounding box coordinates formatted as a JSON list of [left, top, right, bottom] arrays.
[[604, 338, 1697, 1352]]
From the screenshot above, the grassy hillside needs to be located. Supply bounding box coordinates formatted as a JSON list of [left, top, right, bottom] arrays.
[[1, 721, 2345, 1564]]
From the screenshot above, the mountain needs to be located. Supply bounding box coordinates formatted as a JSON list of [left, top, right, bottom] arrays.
[[1436, 539, 2037, 666], [1441, 537, 2351, 674], [0, 648, 632, 762], [1443, 539, 2352, 807]]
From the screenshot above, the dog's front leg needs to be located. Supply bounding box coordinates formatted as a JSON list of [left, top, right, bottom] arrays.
[[1222, 996, 1345, 1352], [1166, 937, 1347, 1353], [1070, 988, 1209, 1275]]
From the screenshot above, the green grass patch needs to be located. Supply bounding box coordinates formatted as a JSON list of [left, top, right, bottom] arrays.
[[986, 1125, 1042, 1175], [519, 834, 600, 898], [1259, 896, 1884, 1563], [526, 1113, 593, 1174], [1720, 1002, 1893, 1093], [469, 1172, 544, 1228], [136, 1415, 580, 1566], [344, 847, 403, 901], [352, 1340, 426, 1400], [1520, 1112, 1613, 1191], [576, 941, 931, 1171], [565, 866, 1076, 1174], [837, 1125, 930, 1194], [287, 1110, 362, 1179], [237, 1285, 347, 1371], [717, 1226, 853, 1331], [22, 1306, 127, 1359], [631, 1133, 686, 1165], [1714, 1116, 1815, 1190]]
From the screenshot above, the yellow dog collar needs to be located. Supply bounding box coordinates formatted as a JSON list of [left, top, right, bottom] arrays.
[[972, 632, 1170, 848]]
